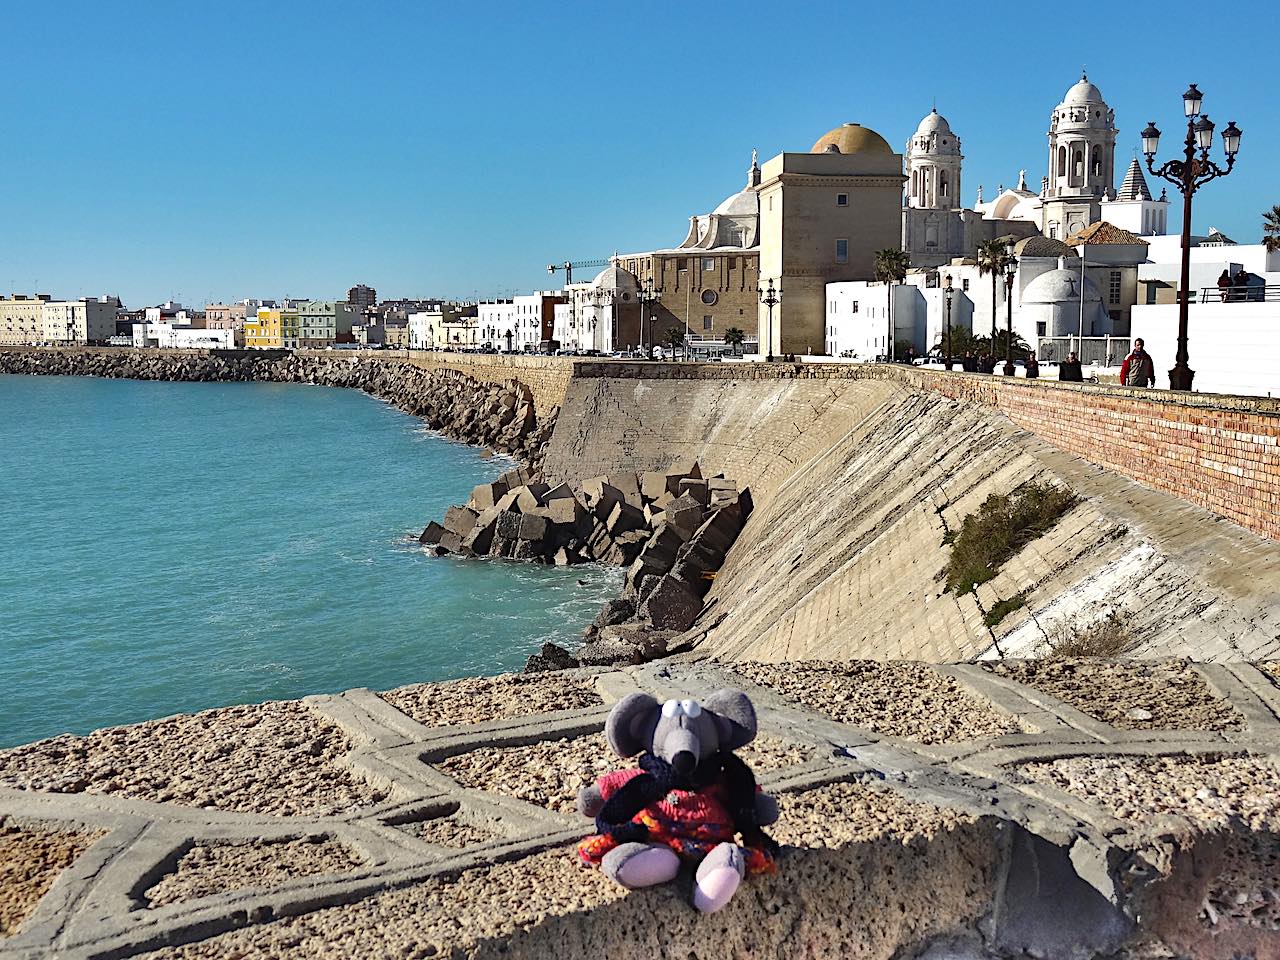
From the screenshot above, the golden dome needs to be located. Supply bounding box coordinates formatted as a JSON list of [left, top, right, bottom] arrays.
[[810, 122, 893, 155]]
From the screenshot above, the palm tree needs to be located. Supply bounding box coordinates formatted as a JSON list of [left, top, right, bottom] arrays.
[[873, 248, 910, 360], [723, 326, 746, 357], [1263, 205, 1280, 253], [663, 325, 684, 361], [976, 238, 1013, 348]]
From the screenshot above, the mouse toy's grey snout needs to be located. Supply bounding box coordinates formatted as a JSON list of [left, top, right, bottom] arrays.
[[604, 690, 760, 775]]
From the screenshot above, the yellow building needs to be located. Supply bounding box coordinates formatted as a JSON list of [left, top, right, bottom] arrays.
[[245, 309, 284, 348]]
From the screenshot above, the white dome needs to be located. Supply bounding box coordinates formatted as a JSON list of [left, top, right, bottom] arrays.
[[592, 265, 638, 292], [1022, 268, 1102, 304], [712, 188, 758, 217], [1061, 74, 1105, 106], [915, 108, 953, 137]]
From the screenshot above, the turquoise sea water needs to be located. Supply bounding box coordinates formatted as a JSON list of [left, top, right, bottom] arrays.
[[0, 375, 620, 748]]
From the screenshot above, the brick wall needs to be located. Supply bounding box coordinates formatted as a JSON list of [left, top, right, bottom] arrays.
[[569, 361, 1280, 541]]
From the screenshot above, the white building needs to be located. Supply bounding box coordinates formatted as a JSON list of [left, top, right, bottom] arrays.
[[41, 297, 120, 343], [476, 300, 518, 351], [1130, 300, 1279, 396], [511, 292, 562, 352], [826, 280, 973, 359], [132, 322, 235, 349]]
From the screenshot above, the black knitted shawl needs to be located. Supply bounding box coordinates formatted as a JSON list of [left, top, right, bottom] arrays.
[[595, 750, 777, 854]]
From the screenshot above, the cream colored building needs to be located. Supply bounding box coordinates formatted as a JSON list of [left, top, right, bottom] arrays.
[[0, 295, 51, 345], [757, 123, 906, 356], [40, 297, 120, 344]]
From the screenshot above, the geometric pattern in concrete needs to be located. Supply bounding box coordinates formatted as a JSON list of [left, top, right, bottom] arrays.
[[0, 659, 1276, 959]]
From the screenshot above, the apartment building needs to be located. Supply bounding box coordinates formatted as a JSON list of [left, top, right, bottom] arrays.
[[0, 295, 51, 345]]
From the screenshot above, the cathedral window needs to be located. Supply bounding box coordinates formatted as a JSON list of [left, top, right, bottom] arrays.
[[702, 258, 715, 272], [939, 172, 949, 198], [837, 193, 848, 206], [1057, 147, 1067, 177], [835, 239, 848, 264], [1073, 150, 1084, 179], [1091, 146, 1102, 177]]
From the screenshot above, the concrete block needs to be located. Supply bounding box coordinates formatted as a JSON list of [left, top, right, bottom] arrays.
[[544, 496, 588, 528], [689, 507, 741, 556], [677, 478, 710, 507], [581, 478, 625, 515], [608, 472, 643, 509], [543, 482, 575, 501], [516, 482, 551, 512], [418, 521, 445, 546], [638, 573, 702, 632], [641, 471, 682, 501], [469, 480, 507, 511], [496, 512, 523, 540], [438, 530, 464, 554], [443, 505, 479, 537], [518, 512, 549, 542], [495, 490, 522, 513], [606, 499, 647, 536], [665, 494, 705, 541]]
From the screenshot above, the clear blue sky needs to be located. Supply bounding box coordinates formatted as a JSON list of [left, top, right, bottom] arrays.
[[2, 0, 1275, 308]]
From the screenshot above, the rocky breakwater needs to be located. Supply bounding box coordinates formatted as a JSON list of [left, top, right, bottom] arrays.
[[0, 350, 557, 471], [419, 463, 751, 669]]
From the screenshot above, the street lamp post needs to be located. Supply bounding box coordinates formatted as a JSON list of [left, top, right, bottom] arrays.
[[943, 274, 954, 370], [1003, 240, 1018, 376], [758, 279, 782, 362], [1141, 84, 1242, 391], [637, 276, 660, 356]]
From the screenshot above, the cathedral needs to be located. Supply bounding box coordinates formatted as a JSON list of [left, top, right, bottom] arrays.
[[907, 73, 1169, 265]]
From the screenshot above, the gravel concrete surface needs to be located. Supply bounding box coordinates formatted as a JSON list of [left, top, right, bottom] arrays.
[[144, 780, 999, 960], [435, 732, 815, 816], [1021, 755, 1280, 830], [400, 814, 497, 849], [145, 837, 364, 907], [731, 661, 1026, 743], [0, 819, 101, 938], [1262, 662, 1279, 686], [0, 701, 385, 817], [380, 673, 603, 728], [985, 659, 1244, 731]]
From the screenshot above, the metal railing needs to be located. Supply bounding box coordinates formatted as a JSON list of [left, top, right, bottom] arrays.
[[1037, 336, 1131, 366], [1197, 284, 1280, 303]]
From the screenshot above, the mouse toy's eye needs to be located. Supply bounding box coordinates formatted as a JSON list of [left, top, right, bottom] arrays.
[[681, 699, 702, 717], [661, 699, 681, 719]]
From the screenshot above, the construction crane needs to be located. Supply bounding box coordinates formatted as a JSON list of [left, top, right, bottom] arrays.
[[546, 258, 612, 286]]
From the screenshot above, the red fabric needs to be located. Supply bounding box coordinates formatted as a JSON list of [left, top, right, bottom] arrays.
[[578, 766, 776, 875]]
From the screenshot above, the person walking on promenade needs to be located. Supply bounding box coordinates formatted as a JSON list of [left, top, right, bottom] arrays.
[[1217, 269, 1232, 302], [961, 351, 977, 372], [1234, 268, 1252, 302], [1024, 353, 1039, 379], [1059, 351, 1083, 382], [1119, 338, 1156, 387]]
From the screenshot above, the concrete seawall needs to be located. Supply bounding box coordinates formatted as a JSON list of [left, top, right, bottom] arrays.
[[544, 364, 1280, 663]]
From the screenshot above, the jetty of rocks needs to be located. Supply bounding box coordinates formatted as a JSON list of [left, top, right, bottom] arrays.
[[420, 463, 750, 669]]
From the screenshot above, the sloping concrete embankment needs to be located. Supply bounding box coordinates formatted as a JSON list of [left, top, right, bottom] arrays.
[[542, 366, 1280, 663]]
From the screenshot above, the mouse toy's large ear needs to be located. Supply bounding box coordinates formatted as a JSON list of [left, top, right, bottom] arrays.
[[605, 693, 661, 757], [703, 689, 758, 750]]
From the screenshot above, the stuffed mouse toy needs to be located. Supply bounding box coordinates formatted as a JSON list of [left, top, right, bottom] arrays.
[[576, 689, 780, 913]]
